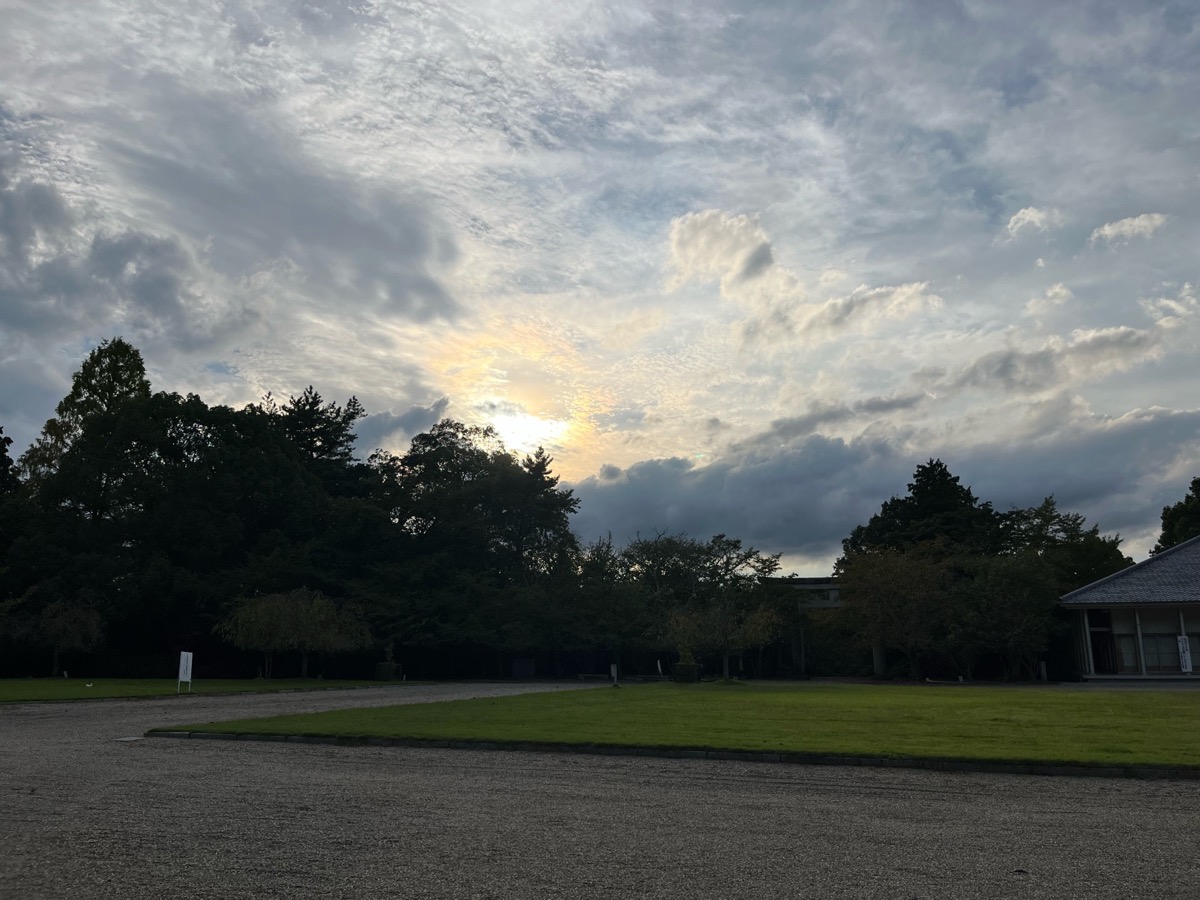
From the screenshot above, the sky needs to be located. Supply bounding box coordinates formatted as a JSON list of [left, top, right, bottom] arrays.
[[2, 1, 1198, 574]]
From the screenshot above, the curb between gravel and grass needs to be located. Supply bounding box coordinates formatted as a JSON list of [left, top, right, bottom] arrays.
[[143, 730, 1200, 781], [1, 683, 424, 706]]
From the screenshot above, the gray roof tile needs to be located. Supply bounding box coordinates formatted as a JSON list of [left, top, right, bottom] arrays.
[[1060, 534, 1200, 605]]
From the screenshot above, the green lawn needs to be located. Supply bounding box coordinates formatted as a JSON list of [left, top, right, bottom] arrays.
[[0, 677, 393, 703], [159, 681, 1200, 769]]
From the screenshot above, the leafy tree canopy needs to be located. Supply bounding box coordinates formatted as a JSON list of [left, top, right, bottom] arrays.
[[625, 532, 781, 677], [838, 467, 1130, 679], [1153, 476, 1200, 553], [214, 588, 371, 678]]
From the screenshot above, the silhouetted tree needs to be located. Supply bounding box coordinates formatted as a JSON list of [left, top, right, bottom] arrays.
[[257, 387, 369, 497], [839, 468, 1129, 679], [1002, 496, 1130, 593], [842, 459, 1001, 557], [1153, 477, 1200, 553], [364, 420, 580, 664], [18, 337, 151, 486]]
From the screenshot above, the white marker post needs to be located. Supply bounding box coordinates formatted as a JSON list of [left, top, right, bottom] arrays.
[[178, 651, 193, 694]]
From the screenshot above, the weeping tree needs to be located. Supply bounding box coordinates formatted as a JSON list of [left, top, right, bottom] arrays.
[[215, 588, 372, 678]]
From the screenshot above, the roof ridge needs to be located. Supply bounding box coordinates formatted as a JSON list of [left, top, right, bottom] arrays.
[[1061, 532, 1200, 603]]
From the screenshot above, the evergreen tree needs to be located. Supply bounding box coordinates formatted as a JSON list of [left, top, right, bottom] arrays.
[[841, 459, 1001, 557], [1153, 477, 1200, 553], [18, 338, 151, 485]]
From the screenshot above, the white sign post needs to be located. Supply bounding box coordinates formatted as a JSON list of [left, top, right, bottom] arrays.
[[178, 651, 193, 694], [1178, 636, 1193, 675]]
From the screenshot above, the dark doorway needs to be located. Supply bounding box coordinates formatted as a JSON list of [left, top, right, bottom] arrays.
[[1087, 609, 1117, 675]]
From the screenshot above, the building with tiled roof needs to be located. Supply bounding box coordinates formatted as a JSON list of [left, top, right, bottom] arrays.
[[1060, 535, 1200, 678]]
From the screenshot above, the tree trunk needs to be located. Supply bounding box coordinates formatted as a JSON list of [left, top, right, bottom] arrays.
[[300, 651, 309, 679], [722, 652, 731, 680], [51, 646, 60, 678]]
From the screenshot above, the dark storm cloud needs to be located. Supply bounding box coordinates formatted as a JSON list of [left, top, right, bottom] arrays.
[[598, 463, 623, 481], [570, 434, 908, 567], [0, 160, 70, 268], [959, 406, 1200, 542], [104, 85, 458, 322], [353, 396, 450, 456], [0, 153, 255, 348], [572, 402, 1200, 572]]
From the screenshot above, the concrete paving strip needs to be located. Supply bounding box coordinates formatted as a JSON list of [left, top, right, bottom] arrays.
[[143, 728, 1200, 780]]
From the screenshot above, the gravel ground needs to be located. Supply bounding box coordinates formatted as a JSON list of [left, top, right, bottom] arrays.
[[2, 682, 1199, 900]]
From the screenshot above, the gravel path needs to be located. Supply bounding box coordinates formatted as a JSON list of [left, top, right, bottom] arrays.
[[3, 682, 1198, 899]]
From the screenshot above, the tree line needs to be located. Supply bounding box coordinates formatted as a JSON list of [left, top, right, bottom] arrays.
[[1, 338, 1197, 680], [0, 339, 784, 679]]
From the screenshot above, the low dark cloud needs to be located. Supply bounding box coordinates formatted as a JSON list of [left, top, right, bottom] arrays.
[[354, 396, 450, 457], [0, 153, 256, 349], [0, 161, 70, 267], [105, 85, 458, 322], [953, 346, 1059, 392], [964, 406, 1200, 538], [571, 402, 1200, 572], [570, 434, 906, 568], [598, 463, 623, 481], [950, 327, 1160, 393], [734, 242, 774, 283], [736, 393, 926, 449]]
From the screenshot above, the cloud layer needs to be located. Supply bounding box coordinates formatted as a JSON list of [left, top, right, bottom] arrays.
[[3, 1, 1199, 572]]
